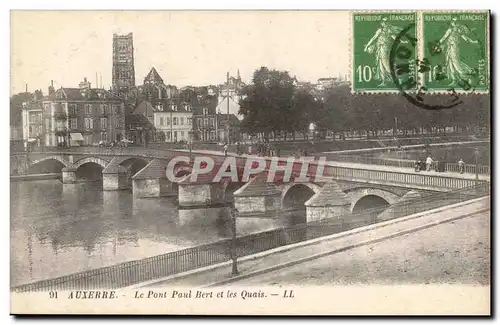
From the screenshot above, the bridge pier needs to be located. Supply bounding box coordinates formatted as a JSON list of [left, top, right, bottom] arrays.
[[377, 190, 421, 222], [102, 165, 129, 191], [131, 160, 176, 198], [178, 183, 225, 207], [233, 176, 282, 217], [133, 178, 176, 198], [61, 167, 77, 184], [305, 181, 351, 223]]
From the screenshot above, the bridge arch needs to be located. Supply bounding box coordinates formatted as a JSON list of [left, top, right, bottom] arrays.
[[281, 182, 322, 210], [346, 187, 401, 213], [74, 157, 109, 169], [29, 156, 71, 169], [118, 157, 151, 178]]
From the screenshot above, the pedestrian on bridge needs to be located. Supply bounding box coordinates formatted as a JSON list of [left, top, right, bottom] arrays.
[[224, 143, 228, 157], [426, 155, 433, 171], [414, 159, 421, 172], [458, 158, 465, 174]]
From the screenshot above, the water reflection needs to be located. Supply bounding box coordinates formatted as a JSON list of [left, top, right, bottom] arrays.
[[11, 180, 301, 286]]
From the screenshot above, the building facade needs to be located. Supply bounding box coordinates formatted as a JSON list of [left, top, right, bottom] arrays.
[[134, 99, 193, 143], [193, 104, 219, 142], [23, 79, 126, 147], [112, 33, 135, 92]]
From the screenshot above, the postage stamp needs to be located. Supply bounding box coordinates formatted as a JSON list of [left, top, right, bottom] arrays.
[[352, 12, 417, 93], [421, 12, 490, 92]]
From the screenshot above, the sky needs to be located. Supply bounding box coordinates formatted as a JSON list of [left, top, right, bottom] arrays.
[[10, 11, 350, 95]]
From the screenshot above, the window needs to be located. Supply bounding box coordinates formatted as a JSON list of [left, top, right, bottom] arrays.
[[45, 119, 50, 130], [69, 104, 77, 115], [100, 117, 107, 129], [180, 117, 184, 125], [116, 118, 121, 128], [84, 118, 93, 129], [100, 104, 108, 115], [173, 117, 178, 125], [203, 107, 208, 115], [70, 118, 77, 129], [171, 104, 177, 111], [84, 104, 91, 115], [197, 118, 202, 127], [167, 117, 171, 126], [210, 118, 215, 127], [187, 118, 192, 125], [166, 131, 171, 140], [114, 105, 121, 114], [173, 131, 178, 140], [181, 131, 185, 137], [204, 118, 208, 127], [101, 132, 108, 142]]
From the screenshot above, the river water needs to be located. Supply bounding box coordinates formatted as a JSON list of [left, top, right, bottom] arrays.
[[10, 180, 296, 286]]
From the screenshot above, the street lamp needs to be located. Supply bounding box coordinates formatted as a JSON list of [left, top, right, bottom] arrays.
[[188, 130, 194, 162], [474, 148, 480, 180], [229, 206, 239, 276]]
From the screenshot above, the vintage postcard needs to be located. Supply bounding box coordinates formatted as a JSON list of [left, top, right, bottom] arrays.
[[10, 10, 491, 315]]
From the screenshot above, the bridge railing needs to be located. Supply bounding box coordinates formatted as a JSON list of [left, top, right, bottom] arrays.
[[321, 164, 484, 190], [324, 153, 490, 175], [11, 182, 489, 292]]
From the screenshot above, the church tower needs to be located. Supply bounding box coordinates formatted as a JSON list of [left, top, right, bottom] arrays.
[[112, 33, 135, 91]]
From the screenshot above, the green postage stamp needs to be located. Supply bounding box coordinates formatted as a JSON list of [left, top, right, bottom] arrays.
[[352, 12, 418, 92], [351, 11, 490, 93], [422, 12, 490, 92]]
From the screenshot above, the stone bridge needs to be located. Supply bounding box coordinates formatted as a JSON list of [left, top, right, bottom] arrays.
[[11, 148, 488, 222]]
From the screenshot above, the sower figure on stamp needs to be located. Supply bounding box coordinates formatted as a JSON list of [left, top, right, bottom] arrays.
[[364, 17, 407, 87], [435, 17, 479, 87]]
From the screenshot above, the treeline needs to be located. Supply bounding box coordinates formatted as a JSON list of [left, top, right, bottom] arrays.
[[238, 67, 490, 140]]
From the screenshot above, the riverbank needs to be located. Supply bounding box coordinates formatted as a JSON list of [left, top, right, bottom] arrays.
[[132, 196, 489, 288], [236, 210, 490, 286], [10, 173, 60, 182]]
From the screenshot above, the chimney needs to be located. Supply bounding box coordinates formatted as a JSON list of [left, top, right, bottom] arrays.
[[48, 80, 55, 95], [100, 73, 103, 89], [25, 83, 28, 93]]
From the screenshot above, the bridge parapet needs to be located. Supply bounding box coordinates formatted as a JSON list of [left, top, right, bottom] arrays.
[[321, 164, 484, 192]]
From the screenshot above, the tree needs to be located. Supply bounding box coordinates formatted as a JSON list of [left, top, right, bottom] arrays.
[[319, 85, 352, 139], [239, 67, 298, 140], [291, 89, 319, 139]]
